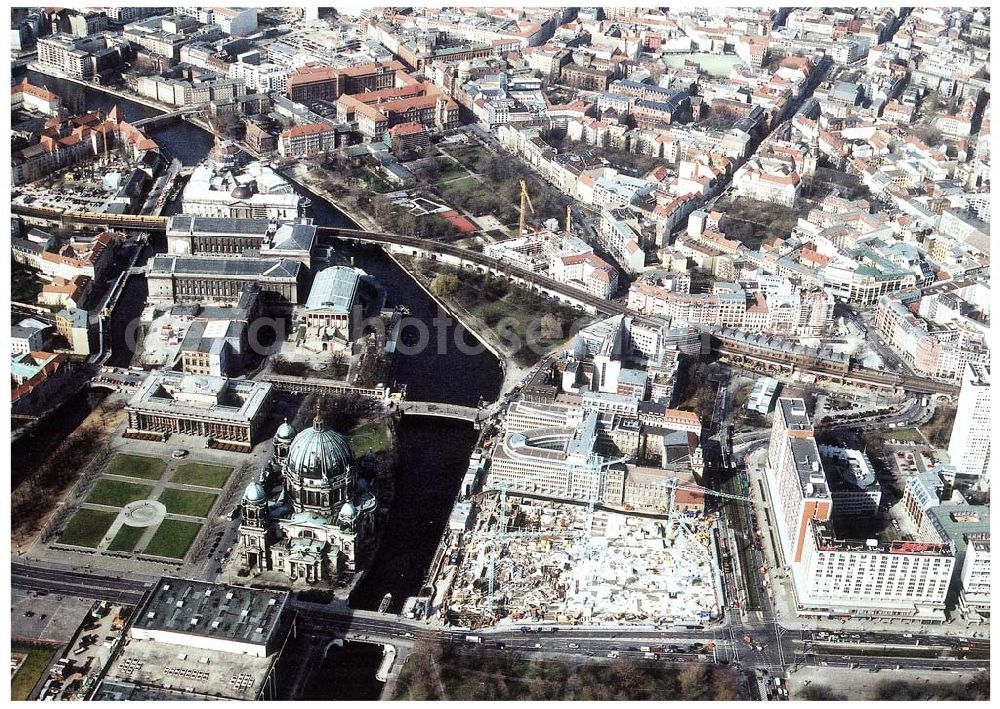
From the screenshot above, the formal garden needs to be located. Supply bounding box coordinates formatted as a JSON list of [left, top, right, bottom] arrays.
[[55, 452, 233, 560]]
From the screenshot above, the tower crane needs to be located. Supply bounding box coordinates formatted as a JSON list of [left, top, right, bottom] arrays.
[[660, 476, 753, 517], [518, 179, 535, 235], [483, 455, 630, 616]]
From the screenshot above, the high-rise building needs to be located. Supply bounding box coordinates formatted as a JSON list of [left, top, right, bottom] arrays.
[[765, 397, 954, 619], [948, 363, 991, 487], [767, 398, 832, 565]]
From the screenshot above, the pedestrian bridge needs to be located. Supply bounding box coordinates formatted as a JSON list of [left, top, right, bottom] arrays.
[[132, 105, 207, 129]]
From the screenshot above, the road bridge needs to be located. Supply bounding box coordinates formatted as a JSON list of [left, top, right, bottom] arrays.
[[11, 563, 989, 687], [397, 400, 483, 422]]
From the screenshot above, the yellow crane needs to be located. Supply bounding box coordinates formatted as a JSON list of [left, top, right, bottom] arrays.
[[518, 179, 535, 235], [565, 205, 572, 235]]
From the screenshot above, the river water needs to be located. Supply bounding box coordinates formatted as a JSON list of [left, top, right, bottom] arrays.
[[12, 73, 504, 698]]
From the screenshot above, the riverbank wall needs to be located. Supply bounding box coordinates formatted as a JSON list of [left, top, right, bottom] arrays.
[[279, 165, 519, 399]]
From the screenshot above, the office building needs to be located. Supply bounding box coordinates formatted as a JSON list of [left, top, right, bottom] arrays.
[[959, 538, 990, 616], [36, 32, 129, 79], [489, 410, 618, 502], [948, 363, 991, 486], [766, 397, 953, 618]]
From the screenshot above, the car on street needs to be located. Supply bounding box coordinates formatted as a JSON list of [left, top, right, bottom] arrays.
[[171, 449, 189, 459]]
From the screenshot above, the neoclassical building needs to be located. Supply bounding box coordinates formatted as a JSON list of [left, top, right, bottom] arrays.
[[239, 412, 378, 583]]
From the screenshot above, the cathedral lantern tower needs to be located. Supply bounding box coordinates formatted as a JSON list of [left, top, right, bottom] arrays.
[[282, 411, 354, 515]]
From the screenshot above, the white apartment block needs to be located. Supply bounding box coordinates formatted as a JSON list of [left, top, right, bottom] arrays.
[[598, 209, 646, 274], [229, 61, 289, 93], [948, 363, 991, 486], [959, 538, 990, 615]]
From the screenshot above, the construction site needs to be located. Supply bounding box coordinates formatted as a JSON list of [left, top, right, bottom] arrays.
[[437, 492, 725, 630]]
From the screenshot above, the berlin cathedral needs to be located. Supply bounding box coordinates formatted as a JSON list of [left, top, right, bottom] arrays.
[[238, 411, 379, 583]]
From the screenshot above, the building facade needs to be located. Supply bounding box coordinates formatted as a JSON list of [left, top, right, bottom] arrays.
[[238, 415, 379, 583], [125, 372, 272, 450], [947, 363, 991, 486]]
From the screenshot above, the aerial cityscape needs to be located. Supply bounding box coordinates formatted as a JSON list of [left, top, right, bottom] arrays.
[[8, 4, 991, 702]]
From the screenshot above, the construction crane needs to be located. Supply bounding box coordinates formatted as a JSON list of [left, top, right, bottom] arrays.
[[660, 477, 753, 517], [484, 455, 630, 615], [565, 205, 572, 236], [649, 476, 756, 568], [518, 179, 535, 235]]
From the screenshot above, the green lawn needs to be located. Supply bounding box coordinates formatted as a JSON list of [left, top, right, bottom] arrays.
[[448, 145, 489, 171], [58, 508, 118, 548], [350, 421, 390, 454], [886, 427, 925, 443], [143, 519, 202, 559], [86, 479, 154, 507], [106, 453, 167, 480], [436, 157, 468, 180], [157, 488, 217, 518], [171, 463, 233, 489], [107, 524, 145, 552], [12, 645, 58, 701], [441, 175, 481, 195]]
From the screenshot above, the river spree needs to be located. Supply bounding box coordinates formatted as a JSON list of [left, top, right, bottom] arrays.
[[12, 73, 502, 695]]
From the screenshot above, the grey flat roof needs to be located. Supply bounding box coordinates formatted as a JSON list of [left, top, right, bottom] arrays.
[[779, 397, 812, 430], [926, 505, 990, 555], [790, 436, 829, 499], [150, 255, 300, 280], [134, 577, 288, 646], [128, 371, 271, 423], [167, 215, 272, 236]]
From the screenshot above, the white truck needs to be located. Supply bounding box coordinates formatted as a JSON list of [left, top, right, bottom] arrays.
[[465, 635, 483, 644]]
